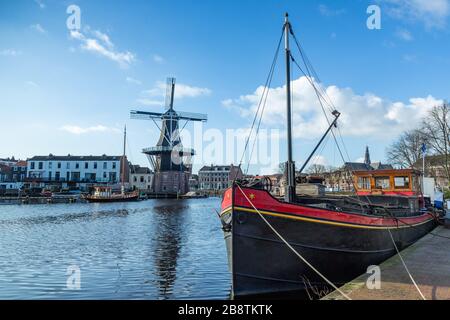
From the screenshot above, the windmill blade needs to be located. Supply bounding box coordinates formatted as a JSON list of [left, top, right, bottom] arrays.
[[165, 77, 176, 110], [130, 110, 165, 120], [177, 111, 207, 122]]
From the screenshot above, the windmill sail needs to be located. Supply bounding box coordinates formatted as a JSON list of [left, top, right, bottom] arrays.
[[165, 77, 176, 110]]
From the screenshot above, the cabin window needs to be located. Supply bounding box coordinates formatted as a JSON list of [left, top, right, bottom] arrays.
[[357, 177, 370, 190], [374, 176, 390, 189], [394, 176, 410, 189]]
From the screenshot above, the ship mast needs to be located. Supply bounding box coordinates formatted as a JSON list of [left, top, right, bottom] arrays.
[[121, 125, 126, 194], [284, 13, 296, 202]]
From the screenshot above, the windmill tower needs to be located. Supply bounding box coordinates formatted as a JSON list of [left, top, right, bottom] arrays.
[[130, 78, 207, 196]]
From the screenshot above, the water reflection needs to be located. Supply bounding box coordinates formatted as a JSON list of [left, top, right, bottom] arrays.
[[0, 208, 130, 226], [153, 201, 187, 299], [0, 198, 230, 299]]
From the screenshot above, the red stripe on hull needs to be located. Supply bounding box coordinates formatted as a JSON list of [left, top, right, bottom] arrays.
[[221, 186, 432, 227]]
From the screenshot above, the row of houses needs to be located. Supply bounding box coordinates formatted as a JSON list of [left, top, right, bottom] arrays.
[[0, 155, 153, 192], [0, 155, 245, 193], [4, 146, 448, 194]]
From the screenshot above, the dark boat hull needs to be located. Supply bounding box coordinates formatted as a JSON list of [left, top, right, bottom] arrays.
[[220, 185, 436, 299]]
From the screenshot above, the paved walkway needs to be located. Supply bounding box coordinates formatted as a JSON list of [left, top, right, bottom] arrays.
[[323, 226, 450, 300]]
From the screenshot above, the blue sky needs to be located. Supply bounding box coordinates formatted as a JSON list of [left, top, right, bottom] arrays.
[[1, 0, 449, 174]]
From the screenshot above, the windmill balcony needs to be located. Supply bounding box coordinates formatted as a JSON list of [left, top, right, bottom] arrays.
[[142, 146, 195, 155]]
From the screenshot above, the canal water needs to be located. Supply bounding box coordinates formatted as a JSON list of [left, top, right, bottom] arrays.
[[0, 198, 231, 299]]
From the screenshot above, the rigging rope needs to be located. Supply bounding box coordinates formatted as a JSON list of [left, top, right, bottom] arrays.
[[238, 28, 284, 175], [236, 184, 352, 300], [386, 227, 427, 300], [245, 32, 282, 174]]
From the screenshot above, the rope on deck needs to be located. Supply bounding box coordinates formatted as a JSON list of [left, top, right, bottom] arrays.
[[236, 185, 352, 300]]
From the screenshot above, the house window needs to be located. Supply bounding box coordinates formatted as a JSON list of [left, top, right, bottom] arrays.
[[38, 162, 43, 169], [394, 176, 410, 189], [103, 172, 107, 179], [112, 162, 116, 169], [48, 162, 52, 169], [103, 162, 107, 169], [140, 176, 144, 183], [133, 176, 137, 182], [57, 162, 61, 169], [94, 162, 97, 169], [357, 177, 370, 190], [75, 163, 79, 169], [66, 162, 70, 169], [374, 176, 390, 189], [85, 162, 88, 169]]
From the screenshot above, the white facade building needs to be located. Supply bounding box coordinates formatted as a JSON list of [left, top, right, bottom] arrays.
[[0, 157, 17, 166], [27, 155, 126, 188], [129, 165, 153, 191], [198, 164, 243, 190]]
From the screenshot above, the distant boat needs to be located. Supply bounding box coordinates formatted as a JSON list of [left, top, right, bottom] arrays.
[[84, 185, 139, 203], [84, 126, 139, 203]]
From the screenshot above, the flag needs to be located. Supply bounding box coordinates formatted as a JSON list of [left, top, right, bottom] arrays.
[[421, 143, 426, 156]]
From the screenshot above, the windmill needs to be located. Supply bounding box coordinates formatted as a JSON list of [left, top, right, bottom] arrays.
[[130, 78, 207, 196]]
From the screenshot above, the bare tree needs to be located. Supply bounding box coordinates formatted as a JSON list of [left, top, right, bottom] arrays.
[[386, 129, 426, 168], [307, 164, 326, 174], [420, 102, 450, 181]]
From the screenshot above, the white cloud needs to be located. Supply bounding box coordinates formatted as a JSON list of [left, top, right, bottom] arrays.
[[395, 28, 413, 41], [382, 0, 450, 28], [69, 29, 135, 68], [31, 24, 46, 34], [0, 49, 22, 56], [126, 76, 142, 85], [92, 30, 114, 49], [136, 98, 164, 106], [318, 4, 345, 16], [402, 54, 418, 63], [34, 0, 45, 9], [25, 81, 39, 88], [223, 76, 443, 140], [142, 81, 211, 100], [310, 155, 328, 166], [60, 125, 121, 135], [153, 54, 165, 64]]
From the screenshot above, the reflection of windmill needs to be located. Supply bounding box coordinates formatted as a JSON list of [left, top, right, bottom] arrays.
[[130, 78, 207, 196]]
